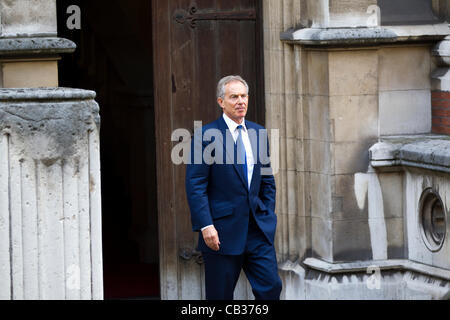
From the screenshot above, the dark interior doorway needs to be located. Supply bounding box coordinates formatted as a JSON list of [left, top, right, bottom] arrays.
[[57, 0, 160, 299]]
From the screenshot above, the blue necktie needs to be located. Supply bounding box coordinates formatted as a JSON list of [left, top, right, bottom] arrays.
[[236, 125, 248, 189]]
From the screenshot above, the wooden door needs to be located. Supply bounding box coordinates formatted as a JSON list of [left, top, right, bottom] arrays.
[[152, 0, 264, 299]]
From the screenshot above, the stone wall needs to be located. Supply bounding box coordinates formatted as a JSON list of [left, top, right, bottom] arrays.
[[291, 44, 432, 265], [0, 88, 103, 299], [267, 0, 450, 299], [0, 0, 57, 37]]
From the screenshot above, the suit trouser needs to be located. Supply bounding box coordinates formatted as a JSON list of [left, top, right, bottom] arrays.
[[202, 213, 282, 300]]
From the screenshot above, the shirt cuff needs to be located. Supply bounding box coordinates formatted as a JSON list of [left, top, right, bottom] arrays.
[[201, 225, 214, 231]]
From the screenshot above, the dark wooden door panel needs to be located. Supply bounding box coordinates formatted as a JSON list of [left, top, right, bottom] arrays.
[[153, 0, 263, 299], [171, 0, 263, 127]]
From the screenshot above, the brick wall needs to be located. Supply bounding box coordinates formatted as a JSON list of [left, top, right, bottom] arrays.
[[432, 91, 450, 135]]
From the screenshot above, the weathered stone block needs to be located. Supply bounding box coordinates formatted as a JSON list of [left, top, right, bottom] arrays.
[[265, 49, 285, 95], [311, 217, 333, 262], [332, 174, 369, 221], [285, 94, 298, 138], [378, 172, 404, 219], [295, 139, 305, 172], [307, 50, 329, 96], [279, 261, 306, 300], [385, 217, 405, 259], [329, 50, 378, 96], [286, 170, 298, 215], [379, 46, 431, 92], [264, 93, 283, 131], [2, 61, 58, 88], [0, 0, 57, 37], [309, 173, 332, 219], [305, 0, 329, 28], [332, 219, 372, 262], [306, 140, 332, 174], [333, 140, 376, 175], [330, 95, 378, 143], [379, 90, 431, 135], [305, 95, 331, 142]]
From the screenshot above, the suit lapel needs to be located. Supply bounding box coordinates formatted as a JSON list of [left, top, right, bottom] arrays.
[[217, 116, 248, 190]]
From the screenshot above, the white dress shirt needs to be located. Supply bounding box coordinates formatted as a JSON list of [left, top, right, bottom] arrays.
[[201, 113, 255, 231], [222, 113, 255, 186]]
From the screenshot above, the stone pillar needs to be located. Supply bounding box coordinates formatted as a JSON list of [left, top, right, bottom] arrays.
[[0, 0, 72, 88], [0, 88, 103, 300], [263, 0, 308, 299], [263, 0, 304, 262], [283, 38, 434, 267], [301, 46, 384, 264]]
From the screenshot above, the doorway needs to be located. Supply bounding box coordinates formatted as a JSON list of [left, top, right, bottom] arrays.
[[152, 0, 265, 299], [57, 0, 265, 300], [57, 0, 160, 299]]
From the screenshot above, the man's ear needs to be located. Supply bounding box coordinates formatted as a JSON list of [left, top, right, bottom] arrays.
[[217, 97, 223, 108]]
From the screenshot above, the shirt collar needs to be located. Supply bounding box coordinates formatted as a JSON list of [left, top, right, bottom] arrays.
[[222, 113, 246, 133]]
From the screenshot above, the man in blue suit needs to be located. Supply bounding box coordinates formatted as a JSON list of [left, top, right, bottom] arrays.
[[185, 75, 282, 300]]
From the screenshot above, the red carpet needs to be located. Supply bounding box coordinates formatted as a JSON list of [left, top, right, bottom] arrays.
[[103, 263, 160, 299]]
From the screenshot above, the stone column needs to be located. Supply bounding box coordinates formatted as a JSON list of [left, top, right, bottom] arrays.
[[0, 0, 73, 88], [263, 0, 308, 299], [283, 29, 435, 267], [0, 88, 103, 300]]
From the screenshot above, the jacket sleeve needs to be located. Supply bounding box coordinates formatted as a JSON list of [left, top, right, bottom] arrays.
[[185, 129, 213, 232], [258, 133, 276, 213]]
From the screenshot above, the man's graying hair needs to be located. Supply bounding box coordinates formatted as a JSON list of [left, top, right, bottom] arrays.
[[217, 75, 249, 99]]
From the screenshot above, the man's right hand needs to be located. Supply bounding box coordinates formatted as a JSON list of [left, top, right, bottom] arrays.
[[202, 226, 220, 251]]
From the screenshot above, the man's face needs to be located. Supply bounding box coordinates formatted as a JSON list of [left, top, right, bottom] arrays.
[[218, 81, 249, 124]]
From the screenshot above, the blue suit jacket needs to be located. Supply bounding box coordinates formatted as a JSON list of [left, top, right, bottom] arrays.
[[185, 116, 277, 255]]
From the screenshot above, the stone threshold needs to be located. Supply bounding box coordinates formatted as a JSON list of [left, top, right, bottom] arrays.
[[369, 134, 450, 173], [304, 257, 450, 281], [281, 23, 450, 46]]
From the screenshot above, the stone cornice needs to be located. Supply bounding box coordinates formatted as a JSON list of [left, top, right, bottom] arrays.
[[0, 37, 76, 57], [0, 88, 100, 147], [0, 88, 96, 102], [281, 24, 450, 47], [369, 134, 450, 173], [304, 257, 450, 281], [281, 27, 397, 46]]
